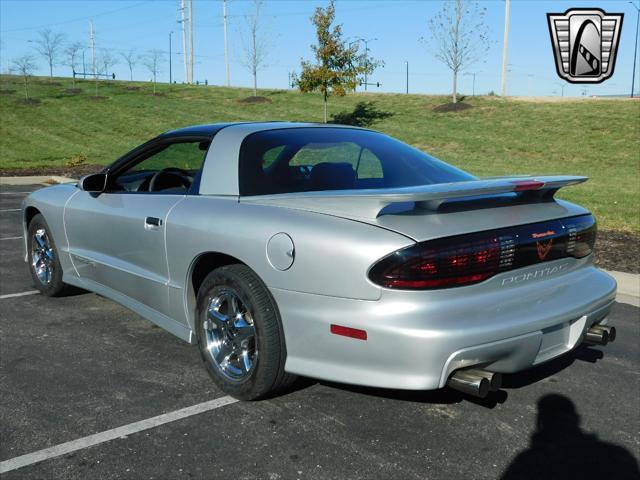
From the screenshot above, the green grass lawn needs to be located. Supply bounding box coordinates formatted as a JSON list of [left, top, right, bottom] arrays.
[[1, 74, 638, 233]]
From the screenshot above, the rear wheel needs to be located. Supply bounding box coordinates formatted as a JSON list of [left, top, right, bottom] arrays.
[[196, 264, 295, 400], [27, 213, 72, 297]]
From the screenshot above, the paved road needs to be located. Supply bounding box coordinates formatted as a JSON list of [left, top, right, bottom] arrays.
[[1, 185, 638, 480]]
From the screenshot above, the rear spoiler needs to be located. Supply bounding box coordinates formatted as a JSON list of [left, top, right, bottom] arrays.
[[241, 176, 588, 220]]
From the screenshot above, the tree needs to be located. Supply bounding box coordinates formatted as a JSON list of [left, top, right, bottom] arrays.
[[296, 0, 377, 122], [422, 0, 490, 104], [240, 0, 270, 97], [143, 49, 164, 94], [64, 41, 83, 86], [120, 48, 138, 81], [34, 29, 65, 78], [12, 55, 37, 100], [98, 50, 118, 77]]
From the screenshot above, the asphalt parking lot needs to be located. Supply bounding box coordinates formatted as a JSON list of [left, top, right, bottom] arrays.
[[1, 184, 639, 480]]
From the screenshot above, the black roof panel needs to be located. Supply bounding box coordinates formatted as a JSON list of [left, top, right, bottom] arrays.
[[161, 123, 239, 137]]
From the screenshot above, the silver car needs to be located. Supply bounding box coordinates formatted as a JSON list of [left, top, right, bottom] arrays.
[[23, 122, 617, 400]]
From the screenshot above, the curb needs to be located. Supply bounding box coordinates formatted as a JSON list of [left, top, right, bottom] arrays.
[[605, 270, 640, 306], [0, 175, 77, 186]]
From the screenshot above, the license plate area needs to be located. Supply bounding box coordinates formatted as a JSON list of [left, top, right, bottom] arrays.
[[534, 315, 587, 364]]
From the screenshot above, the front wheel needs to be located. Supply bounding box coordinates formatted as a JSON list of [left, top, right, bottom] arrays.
[[27, 213, 73, 297], [196, 264, 295, 400]]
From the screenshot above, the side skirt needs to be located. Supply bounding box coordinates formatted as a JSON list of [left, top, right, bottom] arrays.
[[63, 273, 196, 344]]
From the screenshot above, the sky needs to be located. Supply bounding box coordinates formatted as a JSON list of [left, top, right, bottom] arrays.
[[1, 0, 639, 97]]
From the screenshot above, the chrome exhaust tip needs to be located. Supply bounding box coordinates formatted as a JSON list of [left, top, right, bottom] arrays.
[[591, 325, 616, 343], [447, 369, 492, 398], [584, 326, 609, 346], [465, 368, 503, 391]]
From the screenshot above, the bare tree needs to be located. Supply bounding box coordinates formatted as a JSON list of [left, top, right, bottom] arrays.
[[240, 0, 270, 97], [64, 41, 83, 86], [120, 48, 138, 81], [98, 50, 118, 78], [143, 49, 164, 94], [421, 0, 490, 103], [34, 29, 65, 78], [12, 55, 37, 100]]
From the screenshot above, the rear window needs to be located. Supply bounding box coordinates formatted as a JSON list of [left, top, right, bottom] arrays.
[[238, 128, 475, 196]]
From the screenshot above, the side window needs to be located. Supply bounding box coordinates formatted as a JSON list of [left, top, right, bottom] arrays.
[[288, 142, 383, 179], [356, 149, 383, 179], [262, 145, 285, 170], [114, 140, 210, 193], [289, 142, 361, 168]]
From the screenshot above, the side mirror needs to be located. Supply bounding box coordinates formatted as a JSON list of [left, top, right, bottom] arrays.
[[79, 173, 108, 193]]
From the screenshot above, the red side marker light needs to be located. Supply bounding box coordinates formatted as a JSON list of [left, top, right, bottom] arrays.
[[330, 324, 367, 341], [512, 180, 545, 191]]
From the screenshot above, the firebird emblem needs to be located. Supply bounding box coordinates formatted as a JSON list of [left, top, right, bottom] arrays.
[[536, 239, 553, 260]]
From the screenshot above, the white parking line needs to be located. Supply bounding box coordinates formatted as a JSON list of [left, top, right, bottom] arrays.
[[0, 236, 23, 241], [0, 395, 239, 474], [0, 291, 39, 299], [0, 208, 21, 212], [0, 192, 32, 195]]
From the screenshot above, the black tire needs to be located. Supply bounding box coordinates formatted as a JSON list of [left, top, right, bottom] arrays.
[[27, 213, 73, 297], [196, 264, 296, 400]]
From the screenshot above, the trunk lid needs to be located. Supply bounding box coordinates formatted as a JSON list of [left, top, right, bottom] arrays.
[[241, 176, 590, 241]]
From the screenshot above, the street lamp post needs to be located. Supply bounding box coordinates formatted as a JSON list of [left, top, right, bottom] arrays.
[[351, 37, 377, 91], [405, 61, 409, 94], [464, 72, 478, 96], [556, 82, 566, 97], [527, 74, 535, 96], [169, 31, 173, 84], [630, 2, 639, 98]]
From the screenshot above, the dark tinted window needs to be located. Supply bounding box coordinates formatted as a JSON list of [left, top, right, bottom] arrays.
[[239, 128, 475, 195], [111, 140, 210, 193]]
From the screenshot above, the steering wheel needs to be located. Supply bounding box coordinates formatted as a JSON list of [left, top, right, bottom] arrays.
[[148, 167, 192, 192]]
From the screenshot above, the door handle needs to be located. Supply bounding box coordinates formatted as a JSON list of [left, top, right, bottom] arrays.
[[145, 216, 163, 227]]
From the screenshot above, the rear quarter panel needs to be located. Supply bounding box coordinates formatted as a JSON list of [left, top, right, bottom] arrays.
[[164, 195, 413, 327]]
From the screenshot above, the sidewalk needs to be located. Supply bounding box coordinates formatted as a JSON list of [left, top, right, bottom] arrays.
[[0, 175, 76, 186], [607, 270, 640, 307]]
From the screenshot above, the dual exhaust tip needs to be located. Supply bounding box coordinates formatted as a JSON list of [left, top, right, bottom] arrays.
[[447, 368, 502, 399], [583, 324, 616, 346], [447, 324, 616, 398]]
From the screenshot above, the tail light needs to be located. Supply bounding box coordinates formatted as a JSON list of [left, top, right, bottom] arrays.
[[369, 215, 596, 290]]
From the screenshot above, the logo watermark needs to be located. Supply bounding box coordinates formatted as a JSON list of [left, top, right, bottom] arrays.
[[547, 8, 623, 83]]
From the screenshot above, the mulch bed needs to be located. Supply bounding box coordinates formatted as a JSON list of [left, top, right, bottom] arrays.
[[123, 86, 141, 91], [89, 96, 108, 101], [63, 88, 83, 94], [0, 89, 16, 95], [15, 98, 41, 106], [593, 230, 639, 274], [433, 102, 472, 113], [238, 96, 272, 104]]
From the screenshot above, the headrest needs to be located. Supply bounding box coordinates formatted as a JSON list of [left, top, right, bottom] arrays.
[[310, 162, 356, 190]]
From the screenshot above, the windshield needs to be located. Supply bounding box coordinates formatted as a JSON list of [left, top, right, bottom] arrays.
[[238, 128, 475, 196]]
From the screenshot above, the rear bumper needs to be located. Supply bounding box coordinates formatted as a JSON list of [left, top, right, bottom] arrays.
[[272, 258, 617, 390]]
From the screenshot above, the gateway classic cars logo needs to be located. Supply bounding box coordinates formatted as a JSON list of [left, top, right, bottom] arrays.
[[547, 8, 623, 83]]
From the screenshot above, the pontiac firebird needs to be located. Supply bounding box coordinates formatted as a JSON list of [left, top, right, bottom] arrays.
[[22, 122, 617, 400]]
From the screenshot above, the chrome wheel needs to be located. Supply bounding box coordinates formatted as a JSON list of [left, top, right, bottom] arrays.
[[31, 228, 54, 285], [203, 289, 257, 381]]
